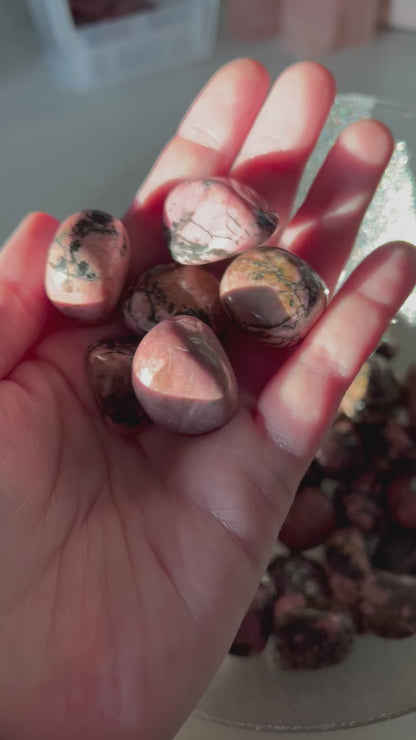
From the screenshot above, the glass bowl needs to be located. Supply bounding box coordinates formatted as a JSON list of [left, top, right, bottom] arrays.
[[194, 95, 416, 733]]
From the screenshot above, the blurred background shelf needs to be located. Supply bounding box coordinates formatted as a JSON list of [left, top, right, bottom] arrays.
[[25, 0, 220, 91]]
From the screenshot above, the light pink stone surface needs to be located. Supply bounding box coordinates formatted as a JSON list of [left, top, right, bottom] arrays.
[[45, 210, 130, 321], [131, 315, 238, 434], [164, 177, 278, 265]]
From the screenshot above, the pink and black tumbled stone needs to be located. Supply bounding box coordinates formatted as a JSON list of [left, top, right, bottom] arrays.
[[360, 570, 416, 638], [219, 246, 328, 347], [268, 554, 331, 611], [336, 471, 388, 536], [122, 262, 223, 336], [45, 210, 130, 321], [274, 606, 355, 670], [164, 177, 278, 265], [325, 527, 372, 629]]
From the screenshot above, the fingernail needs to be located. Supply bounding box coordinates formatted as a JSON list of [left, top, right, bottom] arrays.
[[340, 120, 393, 166]]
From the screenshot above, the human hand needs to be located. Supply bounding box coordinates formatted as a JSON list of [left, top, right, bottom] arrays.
[[0, 60, 414, 740]]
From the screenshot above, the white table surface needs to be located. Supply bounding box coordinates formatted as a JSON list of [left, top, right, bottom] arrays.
[[0, 2, 415, 738]]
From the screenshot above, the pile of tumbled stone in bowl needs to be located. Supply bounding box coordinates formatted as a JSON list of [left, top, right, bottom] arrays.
[[44, 177, 328, 435], [230, 348, 416, 669]]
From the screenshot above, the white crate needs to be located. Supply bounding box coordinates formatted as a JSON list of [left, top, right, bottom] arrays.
[[26, 0, 220, 91], [380, 0, 416, 30]]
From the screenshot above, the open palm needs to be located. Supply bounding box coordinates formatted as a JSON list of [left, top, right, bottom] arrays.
[[0, 61, 415, 740]]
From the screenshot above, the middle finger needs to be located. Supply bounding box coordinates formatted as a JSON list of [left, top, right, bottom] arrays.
[[123, 58, 270, 276], [282, 119, 394, 294], [231, 62, 336, 230]]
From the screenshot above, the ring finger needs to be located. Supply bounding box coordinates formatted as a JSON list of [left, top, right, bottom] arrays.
[[281, 119, 394, 294]]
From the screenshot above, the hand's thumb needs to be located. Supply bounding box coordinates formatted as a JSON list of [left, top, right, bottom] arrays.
[[0, 213, 58, 380]]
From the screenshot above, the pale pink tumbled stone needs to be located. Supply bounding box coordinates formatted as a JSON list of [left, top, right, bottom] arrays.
[[45, 210, 130, 321], [220, 246, 328, 347], [131, 315, 238, 434], [164, 177, 278, 265]]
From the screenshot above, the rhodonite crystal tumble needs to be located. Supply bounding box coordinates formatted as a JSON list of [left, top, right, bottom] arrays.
[[360, 571, 416, 638], [164, 177, 278, 265], [219, 246, 328, 346], [86, 337, 148, 429], [45, 210, 130, 321], [122, 263, 223, 335], [325, 527, 371, 629], [131, 315, 238, 434], [268, 555, 331, 610], [274, 607, 355, 670]]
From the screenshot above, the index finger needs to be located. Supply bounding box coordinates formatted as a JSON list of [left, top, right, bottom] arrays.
[[232, 62, 336, 230], [123, 59, 270, 276]]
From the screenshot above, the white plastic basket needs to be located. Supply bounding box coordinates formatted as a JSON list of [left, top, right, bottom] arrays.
[[25, 0, 220, 91]]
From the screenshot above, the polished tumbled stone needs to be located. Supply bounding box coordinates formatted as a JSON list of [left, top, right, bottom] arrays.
[[86, 337, 147, 429], [220, 246, 328, 347], [274, 607, 355, 670], [45, 210, 130, 321], [164, 177, 278, 265], [122, 262, 223, 335], [131, 315, 238, 435], [360, 571, 416, 638]]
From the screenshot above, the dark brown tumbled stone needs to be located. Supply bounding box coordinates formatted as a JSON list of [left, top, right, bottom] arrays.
[[325, 528, 372, 629], [268, 555, 331, 610], [86, 337, 147, 429], [360, 570, 416, 638], [336, 471, 387, 535], [274, 606, 355, 669], [299, 459, 324, 488], [372, 525, 416, 575]]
